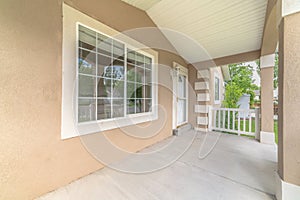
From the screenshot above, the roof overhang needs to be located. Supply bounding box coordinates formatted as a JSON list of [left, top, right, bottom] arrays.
[[122, 0, 270, 64]]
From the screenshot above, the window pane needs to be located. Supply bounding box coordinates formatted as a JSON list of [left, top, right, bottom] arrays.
[[177, 75, 186, 98], [135, 66, 144, 83], [97, 98, 111, 120], [79, 75, 96, 97], [136, 53, 144, 66], [145, 99, 152, 112], [127, 64, 135, 82], [145, 84, 152, 98], [135, 99, 144, 113], [127, 50, 135, 65], [97, 54, 111, 77], [145, 69, 151, 84], [97, 33, 112, 56], [136, 83, 143, 98], [97, 77, 111, 98], [127, 82, 135, 99], [112, 80, 124, 98], [113, 41, 124, 60], [127, 99, 135, 114], [78, 99, 96, 122], [79, 25, 96, 51], [145, 56, 152, 69], [111, 60, 124, 80], [112, 99, 124, 118], [78, 49, 96, 75]]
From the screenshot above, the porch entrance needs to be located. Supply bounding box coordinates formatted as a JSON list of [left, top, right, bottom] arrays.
[[172, 63, 188, 129]]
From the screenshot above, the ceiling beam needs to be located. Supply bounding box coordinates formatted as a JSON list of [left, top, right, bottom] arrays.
[[190, 50, 261, 69], [261, 0, 278, 56]]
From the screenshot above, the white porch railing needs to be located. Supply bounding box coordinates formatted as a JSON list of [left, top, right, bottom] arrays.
[[209, 107, 260, 138]]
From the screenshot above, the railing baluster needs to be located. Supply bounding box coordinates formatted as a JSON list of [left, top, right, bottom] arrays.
[[243, 111, 246, 134], [218, 110, 221, 129], [210, 108, 258, 137], [232, 111, 235, 131], [222, 110, 225, 129], [249, 111, 252, 133], [227, 110, 230, 130], [238, 111, 241, 136], [214, 110, 217, 129]]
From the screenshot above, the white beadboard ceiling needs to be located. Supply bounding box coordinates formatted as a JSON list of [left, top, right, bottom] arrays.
[[122, 0, 268, 63]]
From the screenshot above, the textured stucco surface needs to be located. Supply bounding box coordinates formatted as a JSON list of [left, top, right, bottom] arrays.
[[261, 67, 274, 133], [0, 0, 187, 199], [278, 11, 300, 186]]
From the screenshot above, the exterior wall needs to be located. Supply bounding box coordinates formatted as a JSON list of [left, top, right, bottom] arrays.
[[278, 11, 300, 186], [0, 0, 187, 199], [188, 65, 225, 131]]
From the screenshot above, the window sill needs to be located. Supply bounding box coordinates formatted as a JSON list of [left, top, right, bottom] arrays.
[[62, 112, 158, 139]]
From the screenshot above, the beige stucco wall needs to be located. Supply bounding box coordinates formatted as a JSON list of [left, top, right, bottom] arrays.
[[278, 11, 300, 186], [260, 67, 274, 133], [0, 0, 187, 199]]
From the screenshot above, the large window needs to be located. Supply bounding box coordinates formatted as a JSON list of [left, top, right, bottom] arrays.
[[77, 24, 153, 123]]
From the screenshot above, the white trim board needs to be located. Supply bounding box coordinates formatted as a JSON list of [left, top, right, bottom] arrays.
[[61, 4, 158, 139], [197, 69, 210, 79], [197, 117, 208, 125], [195, 82, 209, 90], [195, 105, 209, 113], [260, 131, 275, 145], [276, 172, 300, 200], [260, 54, 275, 69], [197, 93, 210, 102]]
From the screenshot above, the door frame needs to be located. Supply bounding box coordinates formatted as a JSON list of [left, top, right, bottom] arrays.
[[172, 62, 188, 129]]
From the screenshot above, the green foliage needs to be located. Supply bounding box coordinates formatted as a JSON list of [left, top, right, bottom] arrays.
[[223, 83, 243, 108], [223, 63, 258, 108]]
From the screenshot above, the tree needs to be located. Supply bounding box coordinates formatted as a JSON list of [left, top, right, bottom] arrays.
[[223, 63, 258, 108]]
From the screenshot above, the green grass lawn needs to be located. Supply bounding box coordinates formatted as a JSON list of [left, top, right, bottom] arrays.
[[274, 120, 278, 144]]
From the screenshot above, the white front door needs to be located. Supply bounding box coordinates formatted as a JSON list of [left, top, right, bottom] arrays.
[[173, 63, 188, 128]]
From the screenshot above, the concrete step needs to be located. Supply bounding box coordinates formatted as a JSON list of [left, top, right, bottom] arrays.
[[173, 123, 193, 136]]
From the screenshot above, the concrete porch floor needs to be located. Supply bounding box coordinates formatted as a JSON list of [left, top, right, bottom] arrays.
[[37, 131, 277, 200]]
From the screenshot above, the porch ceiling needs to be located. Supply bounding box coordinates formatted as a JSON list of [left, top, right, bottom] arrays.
[[122, 0, 268, 63]]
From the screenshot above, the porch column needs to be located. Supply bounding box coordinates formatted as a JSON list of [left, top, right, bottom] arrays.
[[276, 1, 300, 199], [260, 54, 275, 144]]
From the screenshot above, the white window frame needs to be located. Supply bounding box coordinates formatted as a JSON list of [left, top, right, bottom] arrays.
[[214, 72, 221, 104], [61, 4, 158, 139]]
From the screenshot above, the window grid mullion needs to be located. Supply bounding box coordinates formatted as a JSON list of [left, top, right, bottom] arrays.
[[78, 24, 154, 124], [95, 33, 98, 121], [124, 46, 127, 117], [111, 40, 113, 118]]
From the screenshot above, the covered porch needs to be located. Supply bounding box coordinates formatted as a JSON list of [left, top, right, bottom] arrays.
[[1, 0, 300, 199], [38, 131, 277, 199]]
